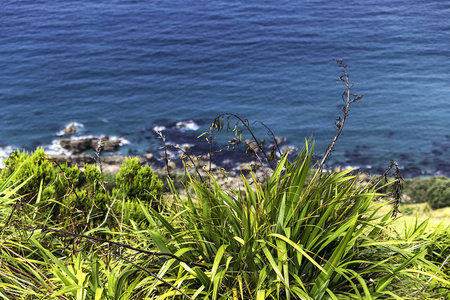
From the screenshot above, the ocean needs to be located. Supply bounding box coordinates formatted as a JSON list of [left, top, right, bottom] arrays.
[[1, 0, 449, 177]]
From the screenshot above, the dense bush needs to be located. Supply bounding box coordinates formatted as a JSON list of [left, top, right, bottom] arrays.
[[114, 157, 163, 207], [0, 149, 164, 226], [374, 176, 450, 210], [427, 176, 450, 209], [402, 176, 450, 209], [0, 148, 80, 203], [403, 177, 433, 204]]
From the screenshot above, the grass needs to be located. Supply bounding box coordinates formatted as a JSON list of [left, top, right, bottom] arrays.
[[0, 143, 447, 299], [377, 203, 450, 232]]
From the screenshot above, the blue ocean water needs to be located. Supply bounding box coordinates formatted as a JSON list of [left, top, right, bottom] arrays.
[[1, 0, 449, 177]]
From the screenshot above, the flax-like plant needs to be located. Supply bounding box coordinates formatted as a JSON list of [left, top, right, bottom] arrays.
[[144, 140, 448, 299]]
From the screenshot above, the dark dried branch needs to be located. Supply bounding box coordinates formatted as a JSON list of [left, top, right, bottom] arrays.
[[0, 198, 22, 234], [312, 59, 363, 181], [155, 130, 172, 179], [44, 156, 90, 232], [27, 226, 208, 269], [170, 144, 204, 183], [366, 160, 404, 217], [211, 113, 275, 171], [254, 120, 282, 161]]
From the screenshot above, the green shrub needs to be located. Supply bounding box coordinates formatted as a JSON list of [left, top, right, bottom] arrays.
[[427, 176, 450, 209], [0, 148, 80, 203], [81, 164, 108, 217], [1, 149, 165, 227], [115, 157, 163, 207], [403, 177, 433, 204]]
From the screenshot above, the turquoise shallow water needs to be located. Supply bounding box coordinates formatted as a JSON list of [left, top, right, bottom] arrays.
[[1, 0, 449, 177]]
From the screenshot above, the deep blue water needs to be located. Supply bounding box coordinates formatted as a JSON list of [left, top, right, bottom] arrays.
[[1, 0, 449, 177]]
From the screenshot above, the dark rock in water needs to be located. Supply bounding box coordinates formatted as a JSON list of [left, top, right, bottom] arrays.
[[59, 136, 121, 153], [432, 142, 450, 151], [434, 162, 450, 177], [398, 153, 411, 162], [402, 166, 425, 178], [345, 149, 361, 159], [127, 149, 139, 155], [29, 141, 41, 150], [432, 149, 443, 156], [420, 159, 431, 166]]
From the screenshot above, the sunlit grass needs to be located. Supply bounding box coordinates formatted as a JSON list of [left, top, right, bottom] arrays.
[[377, 202, 450, 232]]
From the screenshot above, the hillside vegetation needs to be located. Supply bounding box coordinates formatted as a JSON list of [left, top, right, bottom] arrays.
[[1, 61, 449, 299]]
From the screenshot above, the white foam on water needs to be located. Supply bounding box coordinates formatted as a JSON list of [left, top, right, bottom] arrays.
[[69, 135, 96, 140], [153, 125, 166, 132], [342, 165, 359, 170], [44, 140, 73, 156], [69, 135, 129, 145], [180, 143, 194, 150], [176, 120, 199, 132], [109, 136, 130, 146], [0, 146, 15, 168]]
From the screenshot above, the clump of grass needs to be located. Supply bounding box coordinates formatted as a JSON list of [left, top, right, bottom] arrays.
[[146, 141, 449, 299]]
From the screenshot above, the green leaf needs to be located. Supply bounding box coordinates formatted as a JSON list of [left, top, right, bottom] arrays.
[[29, 236, 77, 283], [149, 230, 172, 254], [270, 233, 327, 274], [210, 244, 228, 283], [261, 244, 285, 283], [311, 214, 359, 298]]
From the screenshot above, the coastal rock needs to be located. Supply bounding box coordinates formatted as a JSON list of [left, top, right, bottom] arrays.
[[245, 140, 260, 153], [64, 123, 78, 135], [49, 154, 96, 166], [59, 139, 91, 153], [358, 172, 370, 182], [201, 162, 217, 171], [101, 138, 121, 152], [168, 161, 177, 170], [432, 149, 443, 156], [281, 146, 297, 156], [275, 136, 287, 145], [239, 162, 258, 173], [59, 136, 121, 153]]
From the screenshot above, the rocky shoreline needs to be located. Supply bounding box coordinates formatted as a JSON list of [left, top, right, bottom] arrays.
[[47, 122, 296, 178], [48, 152, 276, 191], [2, 121, 449, 179]]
